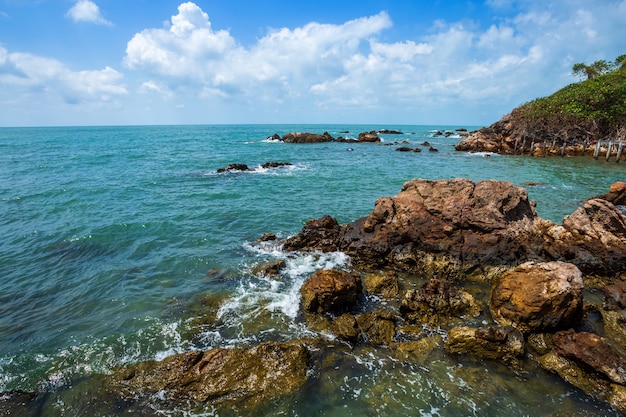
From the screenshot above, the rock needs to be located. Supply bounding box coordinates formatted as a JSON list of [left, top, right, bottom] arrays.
[[356, 309, 396, 346], [598, 181, 626, 206], [538, 351, 626, 415], [603, 281, 626, 311], [445, 325, 524, 363], [108, 341, 310, 413], [267, 133, 281, 141], [552, 330, 626, 385], [428, 146, 438, 152], [379, 129, 403, 134], [256, 232, 278, 242], [277, 178, 626, 274], [216, 163, 249, 173], [261, 161, 293, 169], [395, 147, 413, 152], [281, 132, 335, 143], [300, 270, 363, 314], [251, 259, 286, 277], [400, 279, 481, 325], [490, 261, 584, 333], [357, 131, 381, 143], [333, 313, 361, 343], [363, 270, 399, 298], [421, 141, 431, 146], [282, 215, 342, 252]]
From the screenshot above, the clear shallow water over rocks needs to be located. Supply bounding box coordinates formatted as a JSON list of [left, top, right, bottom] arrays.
[[0, 124, 624, 415]]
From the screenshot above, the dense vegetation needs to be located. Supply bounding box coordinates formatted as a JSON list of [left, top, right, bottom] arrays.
[[510, 55, 626, 144]]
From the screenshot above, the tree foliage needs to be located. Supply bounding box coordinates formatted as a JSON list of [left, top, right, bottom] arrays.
[[513, 54, 626, 143]]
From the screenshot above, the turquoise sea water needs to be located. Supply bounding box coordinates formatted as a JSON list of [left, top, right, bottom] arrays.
[[0, 124, 624, 416]]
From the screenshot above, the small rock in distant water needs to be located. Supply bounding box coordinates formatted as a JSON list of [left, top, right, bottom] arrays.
[[396, 147, 413, 152], [421, 141, 431, 146], [378, 129, 403, 135], [428, 146, 439, 152], [217, 163, 250, 173], [261, 161, 293, 169], [257, 232, 278, 242]]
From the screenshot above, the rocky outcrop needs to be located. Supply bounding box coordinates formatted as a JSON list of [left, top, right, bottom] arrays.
[[280, 179, 626, 275], [357, 131, 381, 143], [281, 132, 335, 143], [538, 330, 626, 415], [400, 279, 481, 325], [108, 341, 310, 414], [216, 162, 292, 173], [490, 261, 584, 333], [445, 325, 524, 363], [598, 181, 626, 206], [300, 270, 363, 314]]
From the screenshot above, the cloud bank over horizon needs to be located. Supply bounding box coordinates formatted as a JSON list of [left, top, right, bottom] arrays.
[[0, 0, 625, 126]]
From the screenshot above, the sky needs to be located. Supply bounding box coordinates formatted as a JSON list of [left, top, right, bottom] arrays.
[[0, 1, 625, 127]]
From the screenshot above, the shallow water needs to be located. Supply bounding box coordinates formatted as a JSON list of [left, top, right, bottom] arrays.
[[0, 124, 623, 415]]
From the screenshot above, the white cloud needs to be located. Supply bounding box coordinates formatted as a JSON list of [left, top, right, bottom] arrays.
[[0, 46, 127, 105], [66, 0, 112, 26]]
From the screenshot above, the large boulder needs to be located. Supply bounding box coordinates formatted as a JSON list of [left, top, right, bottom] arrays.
[[108, 341, 310, 414], [357, 131, 381, 143], [275, 178, 626, 274], [300, 270, 363, 314], [490, 261, 584, 333]]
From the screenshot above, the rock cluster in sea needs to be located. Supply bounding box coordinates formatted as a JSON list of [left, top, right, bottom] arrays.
[[5, 178, 626, 415]]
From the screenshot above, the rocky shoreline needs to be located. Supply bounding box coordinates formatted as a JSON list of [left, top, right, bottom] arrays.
[[3, 178, 626, 415]]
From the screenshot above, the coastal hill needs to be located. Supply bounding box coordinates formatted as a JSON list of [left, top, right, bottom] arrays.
[[456, 55, 626, 156]]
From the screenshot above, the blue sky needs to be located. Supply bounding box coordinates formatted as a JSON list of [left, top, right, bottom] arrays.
[[0, 1, 625, 126]]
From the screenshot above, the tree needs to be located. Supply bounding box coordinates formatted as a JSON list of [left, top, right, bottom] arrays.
[[615, 54, 626, 71], [572, 60, 610, 80]]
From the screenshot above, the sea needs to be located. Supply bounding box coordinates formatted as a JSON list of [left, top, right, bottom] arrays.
[[0, 124, 624, 416]]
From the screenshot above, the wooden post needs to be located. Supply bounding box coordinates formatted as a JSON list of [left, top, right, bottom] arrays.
[[594, 141, 601, 159], [617, 142, 624, 163], [561, 141, 566, 156], [521, 139, 527, 155], [606, 141, 613, 161], [542, 141, 547, 156], [581, 140, 588, 156], [530, 141, 535, 156]]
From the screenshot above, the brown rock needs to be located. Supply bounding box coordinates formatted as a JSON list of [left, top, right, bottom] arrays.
[[333, 313, 361, 343], [597, 181, 626, 206], [552, 330, 626, 385], [445, 325, 524, 363], [356, 309, 396, 346], [281, 132, 335, 143], [357, 131, 381, 143], [490, 261, 584, 333], [300, 270, 363, 314], [363, 270, 399, 298], [400, 279, 481, 324], [108, 341, 310, 413], [282, 215, 342, 252], [251, 259, 286, 277]]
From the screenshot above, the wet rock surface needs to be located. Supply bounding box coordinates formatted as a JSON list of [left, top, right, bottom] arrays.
[[108, 341, 310, 414], [490, 261, 584, 333], [300, 269, 363, 314]]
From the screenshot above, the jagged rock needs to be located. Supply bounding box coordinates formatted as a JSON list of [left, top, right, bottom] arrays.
[[275, 178, 626, 274], [598, 181, 626, 206], [357, 131, 381, 143], [261, 161, 293, 169], [108, 341, 310, 413], [400, 279, 481, 325], [281, 132, 335, 143], [216, 163, 249, 173], [552, 330, 626, 385], [251, 259, 286, 277], [445, 325, 524, 363], [333, 313, 361, 343], [363, 270, 399, 298], [282, 215, 342, 252], [356, 309, 396, 346], [490, 261, 584, 333], [603, 281, 626, 311], [300, 270, 363, 314], [379, 129, 403, 134]]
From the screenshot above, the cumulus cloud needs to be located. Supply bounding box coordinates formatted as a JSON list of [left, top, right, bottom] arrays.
[[121, 1, 626, 123], [0, 46, 127, 104], [66, 0, 112, 26]]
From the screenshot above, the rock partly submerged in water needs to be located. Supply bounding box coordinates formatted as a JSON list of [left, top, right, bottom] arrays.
[[108, 341, 311, 415], [280, 178, 626, 275]]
